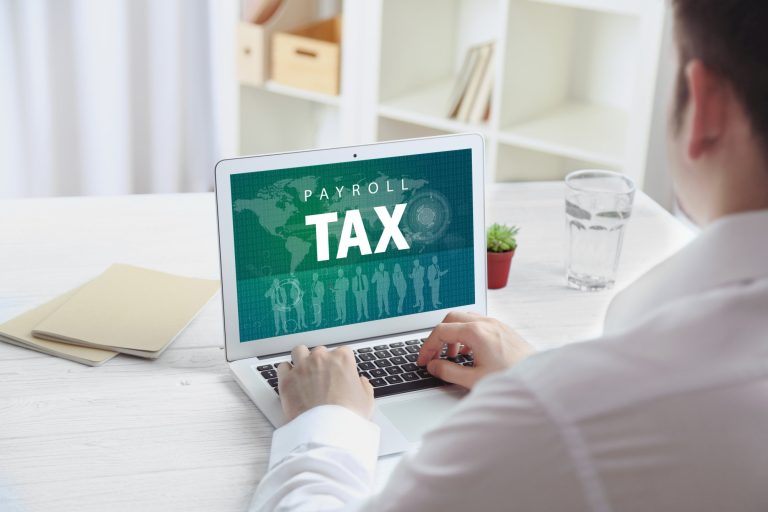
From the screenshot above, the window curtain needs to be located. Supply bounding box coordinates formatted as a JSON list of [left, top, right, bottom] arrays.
[[0, 0, 238, 197]]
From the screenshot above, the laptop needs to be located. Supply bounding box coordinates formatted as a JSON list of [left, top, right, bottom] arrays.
[[215, 134, 487, 456]]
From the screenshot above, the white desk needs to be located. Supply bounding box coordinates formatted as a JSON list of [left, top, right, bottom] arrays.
[[0, 183, 692, 512]]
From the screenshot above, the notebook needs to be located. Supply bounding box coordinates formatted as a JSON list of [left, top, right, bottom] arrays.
[[32, 264, 220, 359], [0, 288, 118, 366]]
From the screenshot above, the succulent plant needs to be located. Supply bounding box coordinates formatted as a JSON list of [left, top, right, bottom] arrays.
[[487, 223, 519, 253]]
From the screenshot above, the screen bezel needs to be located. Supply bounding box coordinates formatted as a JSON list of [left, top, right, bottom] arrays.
[[215, 133, 487, 362]]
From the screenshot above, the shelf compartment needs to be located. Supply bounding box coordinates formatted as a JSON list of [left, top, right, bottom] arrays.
[[377, 118, 451, 142], [378, 79, 491, 134], [498, 101, 626, 167], [495, 143, 618, 182], [240, 85, 341, 156]]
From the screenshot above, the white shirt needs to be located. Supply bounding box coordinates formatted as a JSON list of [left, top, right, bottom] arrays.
[[251, 210, 768, 512]]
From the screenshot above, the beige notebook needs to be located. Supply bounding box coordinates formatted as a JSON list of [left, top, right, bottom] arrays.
[[0, 288, 118, 366], [32, 264, 220, 358]]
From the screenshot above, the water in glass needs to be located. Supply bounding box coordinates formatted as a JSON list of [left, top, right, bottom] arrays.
[[565, 170, 635, 291]]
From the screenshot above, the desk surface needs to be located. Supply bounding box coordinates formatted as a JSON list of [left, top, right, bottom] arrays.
[[0, 183, 692, 512]]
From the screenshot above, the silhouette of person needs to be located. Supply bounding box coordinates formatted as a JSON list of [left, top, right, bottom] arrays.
[[290, 279, 307, 329], [265, 278, 287, 335], [427, 255, 449, 309], [333, 269, 350, 323], [371, 263, 391, 317], [352, 266, 370, 321], [310, 273, 325, 327], [393, 263, 407, 314], [410, 259, 425, 312]]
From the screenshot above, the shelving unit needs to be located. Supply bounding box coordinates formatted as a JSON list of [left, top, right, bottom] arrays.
[[237, 0, 667, 189]]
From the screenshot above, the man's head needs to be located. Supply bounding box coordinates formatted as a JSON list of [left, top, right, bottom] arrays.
[[378, 263, 384, 271], [669, 0, 768, 225]]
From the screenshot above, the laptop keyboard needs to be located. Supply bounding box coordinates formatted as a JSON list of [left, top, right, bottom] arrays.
[[255, 338, 474, 398]]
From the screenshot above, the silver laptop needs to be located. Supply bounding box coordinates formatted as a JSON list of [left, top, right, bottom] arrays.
[[215, 134, 486, 456]]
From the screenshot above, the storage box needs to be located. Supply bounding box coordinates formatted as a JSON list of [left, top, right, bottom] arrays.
[[272, 16, 342, 96], [235, 0, 317, 87]]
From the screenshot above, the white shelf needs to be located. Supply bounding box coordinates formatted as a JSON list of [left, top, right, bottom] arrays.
[[498, 102, 626, 167], [260, 80, 342, 107], [524, 0, 647, 17], [378, 79, 491, 134]]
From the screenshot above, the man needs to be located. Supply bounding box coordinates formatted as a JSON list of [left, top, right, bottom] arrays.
[[310, 273, 324, 327], [289, 278, 307, 330], [351, 266, 370, 322], [332, 269, 349, 323], [410, 258, 425, 312], [252, 1, 768, 510], [263, 278, 287, 336], [427, 255, 448, 309], [371, 263, 391, 318]]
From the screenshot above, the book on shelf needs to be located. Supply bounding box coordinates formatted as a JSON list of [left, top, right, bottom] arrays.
[[0, 264, 220, 365], [447, 41, 495, 125]]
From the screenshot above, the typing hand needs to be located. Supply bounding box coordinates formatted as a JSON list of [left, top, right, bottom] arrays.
[[417, 312, 535, 389], [277, 345, 374, 423]]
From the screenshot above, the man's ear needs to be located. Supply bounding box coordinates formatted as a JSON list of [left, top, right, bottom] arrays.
[[686, 60, 727, 160]]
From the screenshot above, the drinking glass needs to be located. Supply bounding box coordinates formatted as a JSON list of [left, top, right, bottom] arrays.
[[565, 170, 636, 291]]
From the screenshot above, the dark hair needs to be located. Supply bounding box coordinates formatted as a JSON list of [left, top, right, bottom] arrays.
[[672, 0, 768, 157]]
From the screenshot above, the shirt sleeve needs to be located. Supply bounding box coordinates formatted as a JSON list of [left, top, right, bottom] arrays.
[[249, 405, 380, 512], [250, 370, 589, 512]]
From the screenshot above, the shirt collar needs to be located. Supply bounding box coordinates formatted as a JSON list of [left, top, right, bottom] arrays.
[[604, 208, 768, 335]]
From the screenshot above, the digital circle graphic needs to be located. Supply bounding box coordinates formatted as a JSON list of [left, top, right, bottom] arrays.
[[402, 190, 451, 244], [275, 278, 304, 312]]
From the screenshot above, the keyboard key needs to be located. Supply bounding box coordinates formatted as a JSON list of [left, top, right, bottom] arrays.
[[455, 355, 467, 363], [406, 345, 420, 353], [374, 345, 389, 350], [402, 363, 419, 372], [373, 376, 446, 398], [359, 361, 375, 370], [267, 378, 279, 387], [370, 378, 387, 387], [375, 359, 392, 368], [386, 366, 404, 375], [390, 356, 407, 366], [357, 347, 373, 353], [374, 350, 392, 359], [385, 375, 404, 384], [260, 370, 277, 379], [390, 342, 404, 348], [370, 368, 387, 377], [390, 347, 407, 356], [256, 365, 272, 371], [273, 363, 286, 369], [405, 354, 418, 362], [402, 372, 419, 382], [405, 340, 420, 345], [360, 371, 371, 379], [462, 361, 474, 367], [359, 353, 376, 362], [416, 369, 431, 379]]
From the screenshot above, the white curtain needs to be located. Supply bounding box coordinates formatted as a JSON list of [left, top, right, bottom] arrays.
[[0, 0, 239, 198]]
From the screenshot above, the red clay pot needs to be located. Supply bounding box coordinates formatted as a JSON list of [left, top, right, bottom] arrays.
[[487, 250, 515, 289]]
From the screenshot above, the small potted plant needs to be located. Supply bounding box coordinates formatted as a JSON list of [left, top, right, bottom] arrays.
[[487, 223, 518, 289]]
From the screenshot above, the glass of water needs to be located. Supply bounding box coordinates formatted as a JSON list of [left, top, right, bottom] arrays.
[[565, 170, 636, 291]]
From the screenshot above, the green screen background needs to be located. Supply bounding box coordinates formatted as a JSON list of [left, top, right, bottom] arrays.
[[230, 149, 475, 342]]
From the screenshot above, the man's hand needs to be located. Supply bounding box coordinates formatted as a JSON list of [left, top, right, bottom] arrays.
[[418, 312, 535, 389], [277, 345, 374, 423]]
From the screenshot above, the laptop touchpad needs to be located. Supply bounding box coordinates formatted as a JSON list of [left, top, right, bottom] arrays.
[[379, 390, 465, 442]]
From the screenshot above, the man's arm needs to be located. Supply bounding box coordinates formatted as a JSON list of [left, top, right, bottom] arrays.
[[250, 314, 579, 512]]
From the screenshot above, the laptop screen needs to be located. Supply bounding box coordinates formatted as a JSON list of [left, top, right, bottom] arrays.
[[229, 148, 475, 343]]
